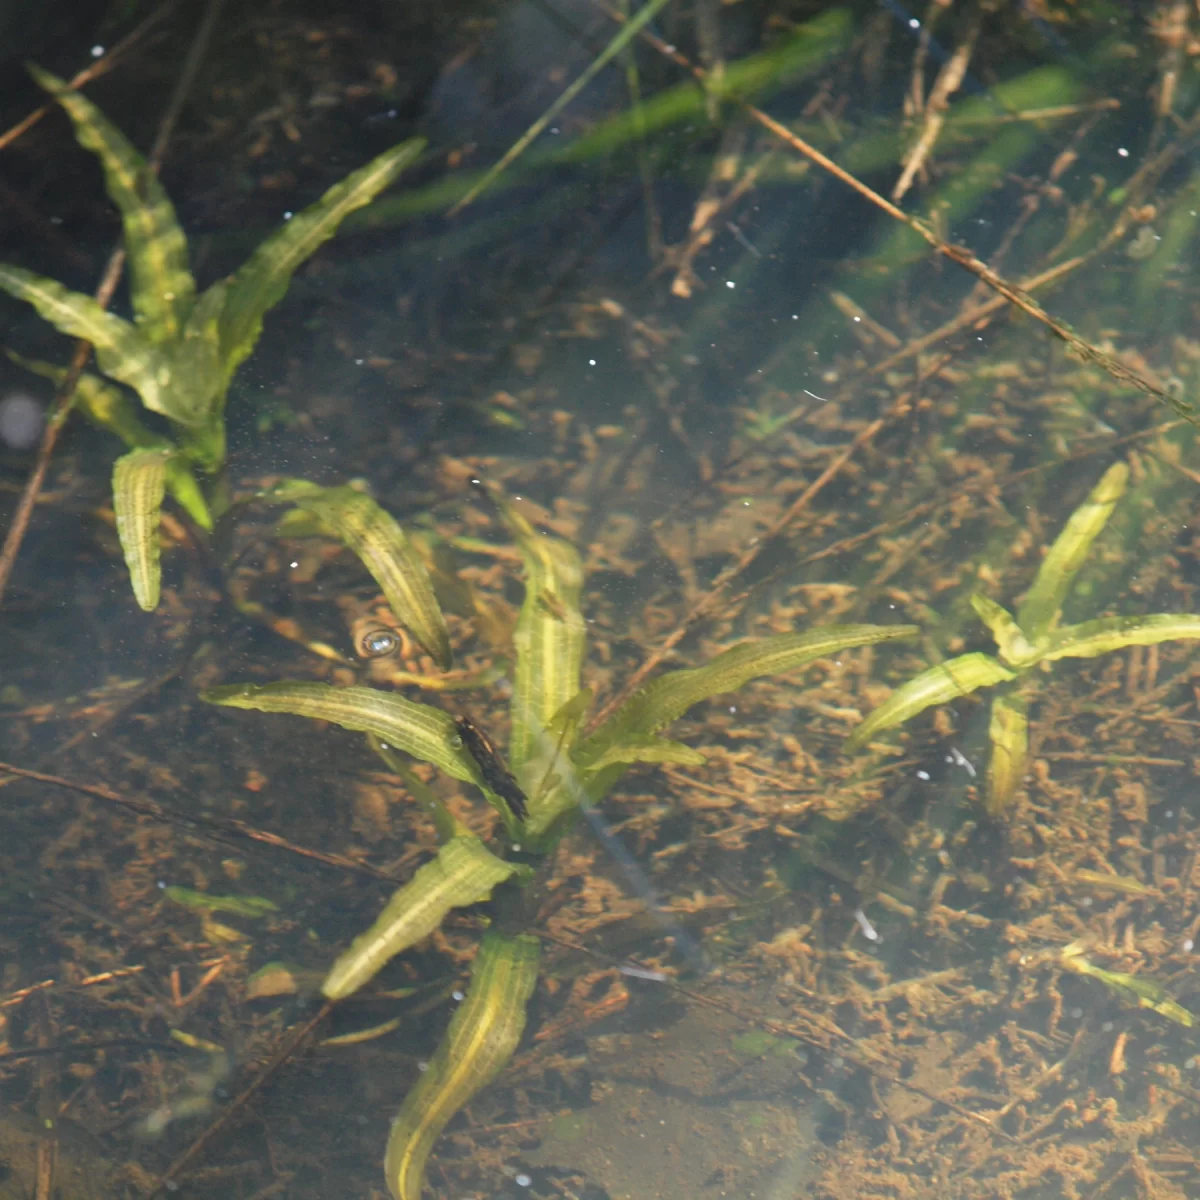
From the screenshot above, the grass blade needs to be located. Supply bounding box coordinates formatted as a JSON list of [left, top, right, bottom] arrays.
[[267, 481, 452, 669], [1016, 462, 1128, 639], [218, 138, 425, 380], [29, 65, 195, 344], [112, 447, 171, 611], [844, 651, 1016, 752], [384, 930, 539, 1200], [322, 835, 522, 1000], [583, 624, 917, 764]]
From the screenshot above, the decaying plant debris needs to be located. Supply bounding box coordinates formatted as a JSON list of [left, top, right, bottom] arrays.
[[3, 2, 1200, 1199]]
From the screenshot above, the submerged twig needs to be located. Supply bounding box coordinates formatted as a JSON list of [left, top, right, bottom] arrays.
[[0, 761, 396, 881], [147, 999, 335, 1198]]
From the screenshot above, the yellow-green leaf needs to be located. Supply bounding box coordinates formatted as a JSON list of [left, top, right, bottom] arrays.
[[30, 65, 195, 344], [384, 930, 539, 1200], [585, 625, 917, 764], [984, 690, 1027, 818], [1016, 462, 1128, 639], [266, 480, 451, 669], [368, 733, 463, 843], [582, 735, 708, 774], [202, 681, 474, 781], [970, 593, 1036, 667], [844, 652, 1016, 752], [1040, 613, 1200, 661], [322, 835, 521, 1000], [218, 138, 425, 380], [112, 447, 171, 611], [6, 352, 212, 528], [501, 502, 586, 771], [0, 264, 169, 412]]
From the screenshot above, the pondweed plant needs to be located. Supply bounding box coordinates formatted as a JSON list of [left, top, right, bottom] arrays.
[[846, 461, 1200, 815], [0, 67, 423, 610], [203, 481, 915, 1199]]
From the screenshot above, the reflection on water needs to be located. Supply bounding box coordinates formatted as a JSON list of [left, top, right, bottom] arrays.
[[2, 1, 1200, 1198]]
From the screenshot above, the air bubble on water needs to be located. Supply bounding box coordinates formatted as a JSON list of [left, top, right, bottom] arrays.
[[516, 1174, 532, 1187], [452, 990, 465, 1002]]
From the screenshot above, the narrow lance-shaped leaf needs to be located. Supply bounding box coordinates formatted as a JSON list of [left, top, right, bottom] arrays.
[[501, 500, 586, 772], [0, 264, 171, 414], [218, 138, 425, 381], [1039, 613, 1200, 662], [6, 353, 212, 529], [202, 681, 476, 782], [267, 480, 451, 668], [984, 689, 1028, 818], [367, 733, 462, 844], [384, 931, 540, 1200], [322, 835, 523, 1000], [970, 593, 1036, 667], [29, 65, 195, 344], [583, 735, 708, 774], [112, 447, 171, 611], [1016, 462, 1128, 640], [844, 651, 1016, 752], [582, 624, 917, 765]]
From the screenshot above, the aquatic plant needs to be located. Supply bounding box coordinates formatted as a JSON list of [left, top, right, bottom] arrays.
[[0, 67, 423, 610], [204, 481, 915, 1199], [845, 461, 1200, 815]]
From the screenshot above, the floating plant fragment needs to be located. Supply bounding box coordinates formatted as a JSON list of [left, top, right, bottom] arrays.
[[1061, 943, 1194, 1027]]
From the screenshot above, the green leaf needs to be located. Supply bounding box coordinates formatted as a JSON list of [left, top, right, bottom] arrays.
[[266, 480, 451, 669], [112, 447, 171, 610], [29, 65, 195, 344], [583, 625, 918, 765], [217, 138, 425, 381], [970, 593, 1036, 667], [368, 733, 462, 843], [384, 930, 539, 1200], [165, 887, 278, 918], [202, 681, 476, 782], [0, 264, 171, 413], [984, 690, 1028, 818], [1039, 613, 1200, 662], [844, 651, 1016, 752], [501, 501, 586, 771], [321, 835, 522, 1000], [5, 351, 211, 529], [1016, 462, 1128, 639], [582, 735, 708, 773]]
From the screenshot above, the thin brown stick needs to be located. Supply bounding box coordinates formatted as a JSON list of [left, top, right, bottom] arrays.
[[0, 0, 220, 607], [147, 1000, 335, 1199], [0, 761, 397, 881], [0, 2, 177, 155]]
